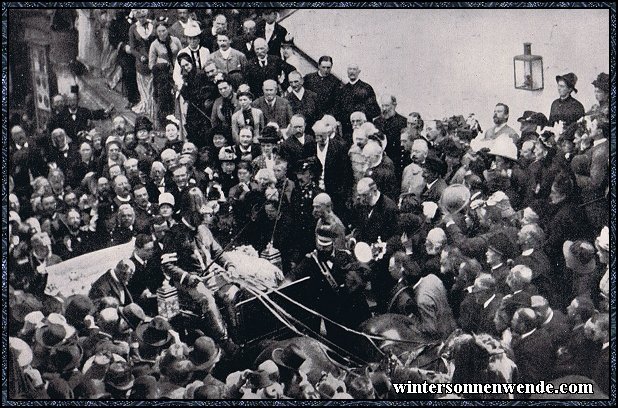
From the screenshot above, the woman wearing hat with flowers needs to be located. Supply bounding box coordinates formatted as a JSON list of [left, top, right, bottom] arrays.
[[549, 72, 586, 126]]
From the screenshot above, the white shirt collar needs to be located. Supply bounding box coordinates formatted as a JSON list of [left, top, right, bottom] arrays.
[[219, 48, 232, 59], [594, 138, 607, 147], [425, 179, 438, 191], [494, 123, 506, 133], [512, 289, 523, 295], [15, 142, 28, 150], [133, 253, 145, 266], [543, 309, 554, 325], [296, 135, 305, 145], [483, 293, 497, 309], [491, 263, 504, 270], [520, 327, 537, 340], [349, 79, 360, 85], [413, 276, 424, 291], [292, 87, 305, 100], [522, 248, 534, 256], [602, 341, 609, 350]]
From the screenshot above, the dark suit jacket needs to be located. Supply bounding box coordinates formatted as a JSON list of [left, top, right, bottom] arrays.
[[278, 134, 316, 170], [89, 270, 133, 305], [458, 291, 503, 337], [252, 96, 294, 129], [420, 177, 447, 204], [353, 193, 400, 244], [231, 35, 257, 59], [364, 158, 399, 201], [49, 106, 108, 140], [373, 113, 407, 176], [512, 328, 555, 383], [255, 22, 288, 57], [242, 55, 294, 97], [494, 287, 537, 333], [540, 309, 571, 350], [314, 140, 353, 211], [286, 88, 320, 128], [10, 142, 47, 193], [303, 72, 340, 116], [336, 80, 380, 133], [127, 254, 165, 302], [47, 146, 81, 179]]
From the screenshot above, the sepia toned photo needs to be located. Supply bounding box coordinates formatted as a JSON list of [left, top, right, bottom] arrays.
[[5, 4, 613, 402]]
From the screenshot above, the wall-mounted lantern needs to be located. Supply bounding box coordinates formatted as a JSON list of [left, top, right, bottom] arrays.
[[514, 43, 544, 91]]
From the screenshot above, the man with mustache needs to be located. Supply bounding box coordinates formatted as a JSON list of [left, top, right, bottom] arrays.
[[481, 103, 519, 144]]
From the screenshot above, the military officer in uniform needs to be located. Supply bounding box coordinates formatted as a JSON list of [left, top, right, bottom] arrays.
[[289, 158, 323, 266], [288, 227, 356, 343]]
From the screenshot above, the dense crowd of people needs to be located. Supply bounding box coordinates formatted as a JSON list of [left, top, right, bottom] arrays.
[[8, 7, 611, 400]]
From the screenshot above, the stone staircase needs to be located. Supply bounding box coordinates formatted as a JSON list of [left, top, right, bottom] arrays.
[[76, 74, 137, 128]]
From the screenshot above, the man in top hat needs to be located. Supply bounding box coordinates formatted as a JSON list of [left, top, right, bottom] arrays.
[[485, 229, 520, 292], [89, 259, 136, 306], [270, 343, 313, 398], [590, 72, 609, 119], [549, 73, 585, 126]]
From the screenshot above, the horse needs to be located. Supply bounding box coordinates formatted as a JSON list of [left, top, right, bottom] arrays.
[[355, 314, 447, 373]]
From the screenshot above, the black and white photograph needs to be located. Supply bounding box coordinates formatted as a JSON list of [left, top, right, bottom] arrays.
[[5, 4, 613, 402]]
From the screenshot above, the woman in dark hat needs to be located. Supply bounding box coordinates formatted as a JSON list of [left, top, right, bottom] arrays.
[[252, 125, 281, 172], [590, 72, 609, 118], [528, 131, 567, 202], [178, 53, 213, 148], [549, 72, 586, 126]]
